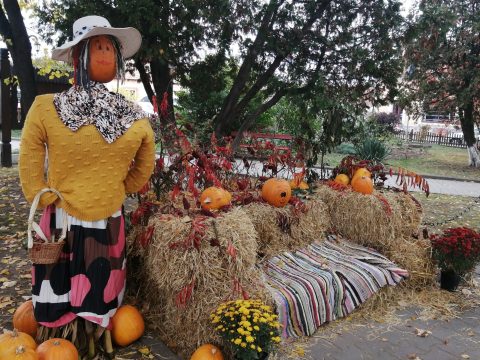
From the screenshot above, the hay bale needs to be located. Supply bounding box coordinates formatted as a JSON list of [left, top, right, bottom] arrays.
[[243, 199, 331, 257], [135, 207, 271, 358], [313, 183, 433, 287], [314, 185, 398, 251]]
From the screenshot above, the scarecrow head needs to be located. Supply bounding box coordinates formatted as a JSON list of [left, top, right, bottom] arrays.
[[52, 15, 142, 85]]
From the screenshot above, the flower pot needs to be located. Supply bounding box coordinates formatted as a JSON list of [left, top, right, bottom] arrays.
[[440, 269, 461, 291]]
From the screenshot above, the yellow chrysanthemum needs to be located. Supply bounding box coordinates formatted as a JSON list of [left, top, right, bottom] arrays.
[[254, 325, 260, 331], [246, 336, 254, 343], [234, 338, 242, 345], [241, 342, 247, 348], [257, 346, 262, 352]]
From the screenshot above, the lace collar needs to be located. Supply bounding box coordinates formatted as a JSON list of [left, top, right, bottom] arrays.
[[53, 82, 147, 143]]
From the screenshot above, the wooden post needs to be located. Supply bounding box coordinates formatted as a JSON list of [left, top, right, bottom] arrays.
[[1, 48, 12, 167]]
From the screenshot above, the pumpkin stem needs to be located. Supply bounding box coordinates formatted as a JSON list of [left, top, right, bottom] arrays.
[[15, 345, 26, 354], [104, 329, 114, 355], [211, 348, 217, 355]]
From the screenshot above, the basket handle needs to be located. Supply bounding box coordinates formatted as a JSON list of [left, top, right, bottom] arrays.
[[27, 188, 67, 249]]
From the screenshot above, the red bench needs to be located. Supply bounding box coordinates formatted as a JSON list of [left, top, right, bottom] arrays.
[[231, 131, 294, 152]]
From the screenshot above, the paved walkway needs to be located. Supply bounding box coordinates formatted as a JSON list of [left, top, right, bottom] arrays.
[[306, 268, 480, 360]]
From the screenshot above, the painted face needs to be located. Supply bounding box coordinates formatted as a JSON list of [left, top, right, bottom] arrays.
[[87, 35, 117, 83]]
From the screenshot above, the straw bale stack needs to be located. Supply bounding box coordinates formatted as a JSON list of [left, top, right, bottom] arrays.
[[131, 207, 271, 358], [243, 199, 331, 257], [313, 183, 434, 287]]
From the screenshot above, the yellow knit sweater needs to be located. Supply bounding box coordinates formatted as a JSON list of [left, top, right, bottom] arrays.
[[19, 94, 155, 221]]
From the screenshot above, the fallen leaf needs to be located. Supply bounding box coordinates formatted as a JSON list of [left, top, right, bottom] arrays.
[[415, 328, 432, 337], [138, 347, 150, 356], [461, 355, 470, 359], [381, 338, 388, 342]]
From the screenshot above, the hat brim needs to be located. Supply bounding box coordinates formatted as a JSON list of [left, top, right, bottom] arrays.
[[52, 26, 142, 62]]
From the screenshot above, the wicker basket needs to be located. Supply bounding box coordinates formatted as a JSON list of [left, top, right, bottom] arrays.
[[27, 188, 67, 265]]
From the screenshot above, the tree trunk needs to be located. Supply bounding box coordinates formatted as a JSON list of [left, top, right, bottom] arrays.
[[1, 0, 37, 118], [459, 101, 479, 167], [150, 58, 175, 123]]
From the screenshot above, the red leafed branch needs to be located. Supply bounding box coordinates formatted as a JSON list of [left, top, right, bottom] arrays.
[[374, 194, 392, 216], [169, 215, 208, 251], [326, 180, 350, 192], [226, 240, 237, 260], [392, 167, 430, 197], [136, 225, 155, 248], [289, 196, 308, 215], [175, 278, 195, 308], [232, 277, 249, 300]]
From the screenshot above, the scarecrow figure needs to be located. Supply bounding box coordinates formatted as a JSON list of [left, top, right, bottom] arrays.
[[18, 15, 155, 356]]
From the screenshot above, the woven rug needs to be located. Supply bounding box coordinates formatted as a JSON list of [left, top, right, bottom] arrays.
[[261, 235, 408, 338]]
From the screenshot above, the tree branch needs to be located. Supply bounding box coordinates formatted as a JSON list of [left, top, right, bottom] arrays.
[[135, 58, 155, 103], [215, 0, 283, 133]]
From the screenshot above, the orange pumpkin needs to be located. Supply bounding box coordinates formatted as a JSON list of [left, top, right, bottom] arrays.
[[334, 174, 350, 185], [190, 344, 224, 360], [13, 300, 39, 338], [351, 175, 373, 195], [36, 339, 77, 360], [261, 178, 291, 207], [111, 305, 145, 346], [200, 187, 231, 210], [0, 330, 37, 358], [4, 345, 38, 360], [289, 180, 309, 190], [353, 168, 371, 180], [87, 35, 117, 83]]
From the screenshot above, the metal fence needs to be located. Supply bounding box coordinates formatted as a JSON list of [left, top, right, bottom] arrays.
[[394, 130, 480, 148]]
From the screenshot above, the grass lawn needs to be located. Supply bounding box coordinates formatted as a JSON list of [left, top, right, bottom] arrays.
[[322, 144, 480, 181]]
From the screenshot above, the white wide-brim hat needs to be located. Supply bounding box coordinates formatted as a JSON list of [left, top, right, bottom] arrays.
[[52, 15, 142, 62]]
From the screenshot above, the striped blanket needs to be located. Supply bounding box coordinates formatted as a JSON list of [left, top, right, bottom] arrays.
[[261, 235, 408, 338]]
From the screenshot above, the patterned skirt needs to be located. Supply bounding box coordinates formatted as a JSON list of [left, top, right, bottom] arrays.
[[32, 207, 126, 328]]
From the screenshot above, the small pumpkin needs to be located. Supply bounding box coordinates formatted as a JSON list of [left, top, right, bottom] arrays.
[[111, 305, 145, 347], [4, 345, 38, 360], [353, 168, 371, 180], [36, 339, 77, 360], [87, 35, 117, 83], [0, 330, 37, 358], [261, 178, 291, 207], [190, 344, 224, 360], [199, 187, 231, 210], [13, 300, 39, 338], [289, 180, 309, 190], [334, 174, 350, 185], [351, 175, 373, 195]]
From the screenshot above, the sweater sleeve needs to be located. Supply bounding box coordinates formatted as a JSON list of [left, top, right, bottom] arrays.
[[124, 120, 156, 194], [18, 97, 58, 207]]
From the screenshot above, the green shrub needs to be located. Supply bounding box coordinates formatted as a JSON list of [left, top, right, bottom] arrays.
[[354, 138, 391, 162], [335, 143, 356, 155]]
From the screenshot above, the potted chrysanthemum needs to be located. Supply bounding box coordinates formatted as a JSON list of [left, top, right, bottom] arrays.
[[211, 299, 281, 360], [430, 227, 480, 291]]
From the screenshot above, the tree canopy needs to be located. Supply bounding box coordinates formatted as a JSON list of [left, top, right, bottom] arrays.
[[34, 0, 405, 152], [402, 0, 480, 166]]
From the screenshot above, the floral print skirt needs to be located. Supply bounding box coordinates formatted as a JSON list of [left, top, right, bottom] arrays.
[[31, 206, 126, 329]]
